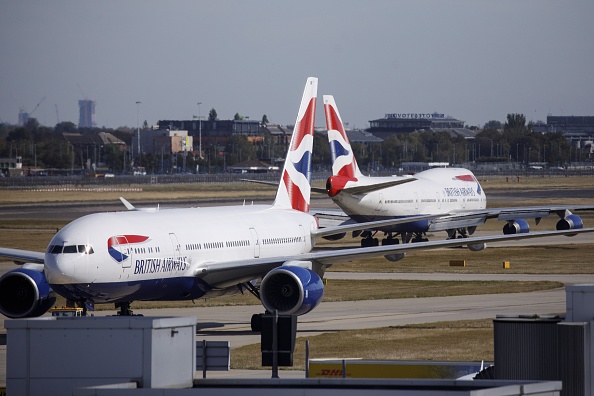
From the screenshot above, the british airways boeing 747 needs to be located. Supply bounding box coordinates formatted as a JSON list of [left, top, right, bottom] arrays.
[[321, 94, 594, 250]]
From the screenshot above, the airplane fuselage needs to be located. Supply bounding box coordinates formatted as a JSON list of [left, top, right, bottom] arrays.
[[44, 205, 317, 304], [334, 168, 486, 228]]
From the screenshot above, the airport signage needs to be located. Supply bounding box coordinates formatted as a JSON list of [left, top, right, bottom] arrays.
[[385, 113, 445, 119]]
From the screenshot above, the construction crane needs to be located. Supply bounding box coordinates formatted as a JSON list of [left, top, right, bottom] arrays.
[[29, 97, 46, 116], [18, 97, 46, 125]]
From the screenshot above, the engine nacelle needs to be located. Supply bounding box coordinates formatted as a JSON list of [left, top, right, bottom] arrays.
[[326, 175, 357, 198], [0, 267, 56, 318], [468, 243, 487, 252], [322, 232, 346, 241], [384, 253, 406, 262], [503, 219, 530, 235], [556, 214, 583, 236], [260, 264, 324, 316]]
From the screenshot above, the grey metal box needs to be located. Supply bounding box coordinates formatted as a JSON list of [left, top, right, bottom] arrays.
[[6, 316, 196, 395], [566, 284, 594, 322]]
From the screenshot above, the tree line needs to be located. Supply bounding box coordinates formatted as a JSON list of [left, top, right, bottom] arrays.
[[0, 113, 588, 175]]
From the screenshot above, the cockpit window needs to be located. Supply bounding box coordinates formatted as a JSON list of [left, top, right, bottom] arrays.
[[47, 244, 94, 255], [79, 245, 94, 254], [62, 245, 78, 253], [49, 245, 63, 254]]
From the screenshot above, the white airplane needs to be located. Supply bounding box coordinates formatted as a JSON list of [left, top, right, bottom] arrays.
[[1, 79, 593, 331], [322, 94, 594, 248]]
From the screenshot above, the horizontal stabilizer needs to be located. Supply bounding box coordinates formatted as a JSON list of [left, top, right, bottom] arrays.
[[242, 179, 327, 194]]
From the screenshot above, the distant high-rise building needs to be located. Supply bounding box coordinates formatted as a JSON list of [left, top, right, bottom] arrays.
[[18, 110, 30, 126], [78, 100, 96, 128]]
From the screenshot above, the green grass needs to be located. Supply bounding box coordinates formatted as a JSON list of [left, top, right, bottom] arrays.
[[324, 244, 594, 274], [232, 319, 496, 370]]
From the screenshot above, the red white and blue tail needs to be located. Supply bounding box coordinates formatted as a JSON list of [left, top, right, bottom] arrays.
[[323, 95, 362, 179], [274, 77, 317, 212]]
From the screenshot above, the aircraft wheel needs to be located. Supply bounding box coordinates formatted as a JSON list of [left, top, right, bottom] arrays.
[[251, 313, 262, 332]]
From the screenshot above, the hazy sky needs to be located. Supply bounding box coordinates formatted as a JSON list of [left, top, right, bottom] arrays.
[[1, 0, 593, 130]]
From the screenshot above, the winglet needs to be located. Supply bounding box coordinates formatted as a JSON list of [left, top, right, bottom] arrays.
[[323, 95, 362, 179], [274, 77, 317, 212], [119, 197, 136, 211]]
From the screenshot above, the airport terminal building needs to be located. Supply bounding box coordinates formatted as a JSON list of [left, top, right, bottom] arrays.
[[367, 112, 476, 140]]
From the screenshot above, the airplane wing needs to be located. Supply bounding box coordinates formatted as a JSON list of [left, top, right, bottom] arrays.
[[339, 177, 416, 195], [429, 205, 594, 232], [0, 247, 45, 264], [312, 213, 448, 239], [242, 179, 328, 194], [194, 227, 594, 284], [313, 204, 594, 234]]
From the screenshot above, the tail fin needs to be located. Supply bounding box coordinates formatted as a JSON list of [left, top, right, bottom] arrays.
[[323, 95, 362, 179], [274, 77, 318, 212]]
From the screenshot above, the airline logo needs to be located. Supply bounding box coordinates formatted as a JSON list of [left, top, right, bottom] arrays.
[[454, 174, 482, 195], [324, 96, 357, 180], [107, 235, 150, 263], [282, 85, 316, 213]]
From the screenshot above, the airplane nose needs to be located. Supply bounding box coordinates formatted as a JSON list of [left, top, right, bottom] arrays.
[[44, 252, 80, 284]]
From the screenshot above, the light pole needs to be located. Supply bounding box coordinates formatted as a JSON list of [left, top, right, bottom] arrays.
[[197, 102, 203, 159], [136, 101, 142, 165]]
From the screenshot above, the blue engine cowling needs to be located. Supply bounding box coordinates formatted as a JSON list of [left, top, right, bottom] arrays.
[[0, 268, 56, 318], [260, 265, 324, 316], [556, 214, 583, 232], [502, 219, 530, 234]]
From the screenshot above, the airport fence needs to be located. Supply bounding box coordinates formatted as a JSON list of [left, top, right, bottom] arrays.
[[0, 168, 592, 190]]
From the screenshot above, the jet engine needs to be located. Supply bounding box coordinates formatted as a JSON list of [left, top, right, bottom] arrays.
[[260, 263, 324, 316], [556, 214, 583, 232], [322, 232, 346, 241], [502, 219, 530, 234], [467, 243, 487, 252], [0, 267, 56, 318]]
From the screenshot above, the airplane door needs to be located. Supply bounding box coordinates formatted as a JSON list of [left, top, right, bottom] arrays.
[[299, 225, 307, 253], [436, 192, 441, 209], [414, 193, 419, 211], [110, 236, 132, 269], [249, 228, 260, 258], [169, 233, 181, 261], [374, 193, 383, 213]]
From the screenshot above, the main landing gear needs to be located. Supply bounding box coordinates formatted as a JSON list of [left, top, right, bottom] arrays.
[[360, 230, 427, 247], [446, 227, 474, 240], [115, 301, 141, 316], [237, 282, 266, 332]]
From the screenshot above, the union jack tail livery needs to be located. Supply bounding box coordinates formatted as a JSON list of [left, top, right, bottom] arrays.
[[324, 95, 363, 181], [274, 77, 317, 212]]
